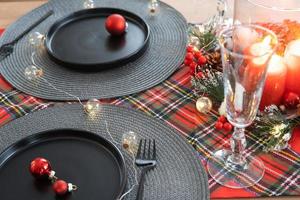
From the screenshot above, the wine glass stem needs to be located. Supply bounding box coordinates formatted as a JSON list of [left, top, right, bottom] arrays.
[[226, 127, 247, 169]]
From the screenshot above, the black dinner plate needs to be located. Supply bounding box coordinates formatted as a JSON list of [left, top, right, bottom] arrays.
[[0, 129, 126, 200], [45, 8, 150, 71]]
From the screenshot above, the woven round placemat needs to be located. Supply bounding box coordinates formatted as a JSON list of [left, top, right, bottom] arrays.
[[0, 104, 209, 200], [0, 0, 187, 101]]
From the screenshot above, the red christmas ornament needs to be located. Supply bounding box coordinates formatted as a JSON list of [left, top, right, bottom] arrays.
[[53, 180, 77, 196], [30, 157, 52, 178], [105, 14, 127, 36], [53, 180, 68, 195], [284, 92, 300, 109]]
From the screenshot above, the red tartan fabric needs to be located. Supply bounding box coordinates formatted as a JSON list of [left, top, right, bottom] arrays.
[[0, 29, 299, 199]]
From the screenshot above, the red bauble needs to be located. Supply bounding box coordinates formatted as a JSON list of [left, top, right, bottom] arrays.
[[283, 92, 300, 109], [30, 157, 52, 178], [105, 14, 127, 36], [53, 180, 68, 196]]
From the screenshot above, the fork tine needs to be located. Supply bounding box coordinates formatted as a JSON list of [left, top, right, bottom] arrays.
[[136, 139, 143, 159], [147, 139, 151, 159], [142, 139, 147, 158], [152, 139, 156, 160]]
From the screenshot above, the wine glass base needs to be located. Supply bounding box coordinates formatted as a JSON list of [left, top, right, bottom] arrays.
[[207, 149, 265, 189]]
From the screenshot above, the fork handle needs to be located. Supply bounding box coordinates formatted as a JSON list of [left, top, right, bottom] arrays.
[[136, 169, 147, 200]]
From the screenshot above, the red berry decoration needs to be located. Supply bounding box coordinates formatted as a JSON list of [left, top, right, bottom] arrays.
[[186, 45, 194, 53], [105, 14, 127, 36], [215, 121, 223, 130], [223, 122, 233, 132], [283, 92, 300, 109], [189, 62, 197, 71], [194, 51, 203, 59], [185, 52, 194, 61], [30, 157, 52, 178], [196, 71, 203, 78], [198, 55, 207, 65], [53, 180, 68, 195], [218, 115, 227, 123], [184, 58, 192, 66]]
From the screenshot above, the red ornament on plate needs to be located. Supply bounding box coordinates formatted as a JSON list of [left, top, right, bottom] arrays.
[[29, 157, 52, 178], [105, 14, 127, 36], [53, 180, 68, 195]]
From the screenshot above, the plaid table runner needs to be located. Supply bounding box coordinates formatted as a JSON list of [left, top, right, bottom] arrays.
[[0, 29, 299, 199]]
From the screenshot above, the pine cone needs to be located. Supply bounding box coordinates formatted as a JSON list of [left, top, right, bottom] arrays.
[[204, 51, 222, 71]]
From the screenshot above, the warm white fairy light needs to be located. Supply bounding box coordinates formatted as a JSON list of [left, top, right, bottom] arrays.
[[148, 0, 159, 14], [122, 131, 139, 154], [28, 32, 45, 47], [24, 65, 44, 81], [83, 0, 95, 9], [104, 121, 139, 200], [84, 99, 101, 116]]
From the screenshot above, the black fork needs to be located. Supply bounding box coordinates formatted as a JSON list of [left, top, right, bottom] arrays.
[[135, 139, 157, 200]]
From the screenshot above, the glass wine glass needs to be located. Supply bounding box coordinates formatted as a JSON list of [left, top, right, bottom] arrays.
[[207, 24, 278, 188]]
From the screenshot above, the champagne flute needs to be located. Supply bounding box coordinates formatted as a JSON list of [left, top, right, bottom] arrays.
[[207, 24, 278, 188]]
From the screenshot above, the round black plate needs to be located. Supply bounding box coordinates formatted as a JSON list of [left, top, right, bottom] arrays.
[[45, 8, 150, 71], [0, 129, 126, 200]]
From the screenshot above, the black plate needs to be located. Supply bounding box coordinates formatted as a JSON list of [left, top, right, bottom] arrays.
[[45, 8, 150, 71], [0, 129, 126, 200]]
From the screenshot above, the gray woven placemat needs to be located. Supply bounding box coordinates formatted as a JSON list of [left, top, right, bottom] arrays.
[[0, 104, 209, 200], [0, 0, 187, 101]]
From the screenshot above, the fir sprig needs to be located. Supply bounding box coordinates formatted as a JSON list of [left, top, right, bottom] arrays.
[[191, 66, 224, 103], [253, 105, 300, 152]]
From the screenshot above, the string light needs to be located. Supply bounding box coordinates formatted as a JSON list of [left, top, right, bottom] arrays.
[[24, 65, 43, 81], [28, 32, 45, 47], [84, 99, 101, 117], [104, 121, 139, 200], [122, 131, 139, 154], [83, 0, 95, 9], [148, 0, 159, 14]]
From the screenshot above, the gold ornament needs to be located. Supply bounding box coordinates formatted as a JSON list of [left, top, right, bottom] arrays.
[[84, 99, 101, 116], [196, 97, 212, 114], [122, 131, 139, 154], [24, 65, 44, 81]]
